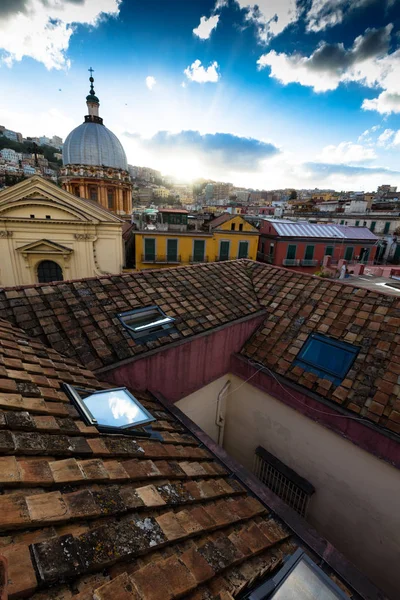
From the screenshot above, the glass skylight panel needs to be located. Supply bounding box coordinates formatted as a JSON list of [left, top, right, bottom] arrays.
[[118, 306, 175, 340], [64, 385, 155, 430], [271, 558, 344, 600], [294, 333, 359, 385]]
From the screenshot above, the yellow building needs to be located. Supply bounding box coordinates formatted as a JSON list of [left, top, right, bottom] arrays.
[[134, 212, 259, 270], [0, 175, 124, 286]]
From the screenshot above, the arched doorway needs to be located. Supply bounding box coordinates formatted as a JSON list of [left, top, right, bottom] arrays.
[[37, 260, 63, 283]]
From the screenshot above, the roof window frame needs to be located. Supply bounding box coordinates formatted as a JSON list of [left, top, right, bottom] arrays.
[[117, 305, 175, 341], [294, 333, 359, 385], [242, 548, 350, 600], [63, 384, 157, 437]]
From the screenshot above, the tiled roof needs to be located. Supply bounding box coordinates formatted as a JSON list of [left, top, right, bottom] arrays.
[[0, 261, 260, 371], [207, 213, 234, 228], [267, 221, 378, 240], [0, 316, 303, 599], [2, 260, 400, 436], [242, 262, 400, 435]]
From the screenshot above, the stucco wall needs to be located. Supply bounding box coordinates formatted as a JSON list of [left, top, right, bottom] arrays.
[[177, 374, 400, 598], [102, 314, 265, 401], [0, 222, 123, 286]]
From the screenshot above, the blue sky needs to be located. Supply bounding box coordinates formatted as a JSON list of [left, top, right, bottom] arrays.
[[1, 0, 400, 190]]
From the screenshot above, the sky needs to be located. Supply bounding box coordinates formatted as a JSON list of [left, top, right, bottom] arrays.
[[1, 0, 400, 191]]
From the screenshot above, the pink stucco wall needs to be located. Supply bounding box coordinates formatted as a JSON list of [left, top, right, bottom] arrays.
[[100, 313, 265, 401]]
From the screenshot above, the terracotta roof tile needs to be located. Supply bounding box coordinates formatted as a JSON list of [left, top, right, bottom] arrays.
[[0, 316, 326, 600]]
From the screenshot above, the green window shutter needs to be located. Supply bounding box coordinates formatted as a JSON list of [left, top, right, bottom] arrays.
[[325, 246, 334, 256], [355, 221, 360, 226], [370, 221, 376, 231], [304, 245, 314, 260], [167, 239, 178, 262], [286, 245, 296, 259], [344, 247, 354, 261], [384, 222, 390, 234], [144, 238, 155, 261], [238, 241, 249, 259], [193, 240, 205, 262], [340, 220, 344, 225], [362, 248, 370, 263], [219, 241, 230, 260]]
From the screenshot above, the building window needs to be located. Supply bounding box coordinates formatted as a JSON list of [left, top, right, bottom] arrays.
[[340, 220, 344, 225], [37, 260, 63, 283], [219, 240, 230, 261], [269, 242, 274, 257], [238, 240, 249, 259], [144, 238, 156, 261], [45, 215, 51, 219], [253, 446, 314, 517], [63, 385, 155, 431], [30, 215, 35, 219], [325, 246, 334, 256], [239, 223, 243, 231], [118, 305, 175, 341], [304, 245, 314, 260], [370, 221, 376, 232], [231, 223, 236, 230], [107, 189, 114, 210], [89, 186, 98, 202], [286, 245, 296, 260], [360, 247, 370, 264], [344, 246, 354, 261], [363, 221, 367, 226], [241, 548, 349, 600], [384, 222, 390, 234], [192, 239, 205, 262], [355, 220, 360, 226], [167, 239, 178, 262], [294, 333, 359, 385]]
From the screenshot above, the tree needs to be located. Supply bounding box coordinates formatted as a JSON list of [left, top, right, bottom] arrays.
[[289, 189, 297, 200]]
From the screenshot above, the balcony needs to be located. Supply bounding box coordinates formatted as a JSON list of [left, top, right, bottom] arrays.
[[257, 252, 273, 264], [141, 254, 181, 264], [300, 259, 319, 267], [283, 259, 300, 266]]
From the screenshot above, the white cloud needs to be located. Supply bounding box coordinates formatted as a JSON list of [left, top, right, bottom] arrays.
[[392, 131, 400, 146], [318, 141, 377, 164], [305, 0, 374, 33], [145, 76, 157, 91], [184, 60, 220, 83], [362, 91, 400, 114], [0, 0, 121, 70], [377, 128, 395, 147], [193, 14, 220, 40], [257, 50, 340, 92], [235, 0, 299, 44], [357, 125, 380, 143], [257, 25, 400, 113]]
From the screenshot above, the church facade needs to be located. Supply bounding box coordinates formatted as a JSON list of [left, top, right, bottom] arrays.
[[0, 175, 124, 287], [59, 70, 132, 216]]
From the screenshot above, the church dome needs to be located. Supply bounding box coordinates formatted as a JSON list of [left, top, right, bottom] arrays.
[[62, 122, 128, 171]]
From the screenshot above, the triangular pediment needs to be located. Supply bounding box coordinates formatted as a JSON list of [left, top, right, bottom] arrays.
[[16, 239, 73, 254], [0, 175, 123, 223]]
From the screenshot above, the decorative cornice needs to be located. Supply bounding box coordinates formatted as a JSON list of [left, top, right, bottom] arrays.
[[74, 234, 96, 241]]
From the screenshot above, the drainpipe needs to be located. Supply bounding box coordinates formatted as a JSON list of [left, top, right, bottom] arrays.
[[215, 379, 230, 446]]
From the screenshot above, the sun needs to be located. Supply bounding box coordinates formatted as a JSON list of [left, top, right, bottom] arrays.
[[160, 156, 203, 183]]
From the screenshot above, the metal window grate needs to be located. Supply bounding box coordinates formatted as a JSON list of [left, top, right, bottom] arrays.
[[253, 446, 315, 517]]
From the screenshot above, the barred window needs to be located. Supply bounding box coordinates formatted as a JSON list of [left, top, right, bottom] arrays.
[[253, 446, 314, 517]]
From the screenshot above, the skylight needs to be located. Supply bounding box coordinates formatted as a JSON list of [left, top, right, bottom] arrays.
[[294, 333, 359, 385], [118, 305, 175, 341], [243, 549, 349, 600], [63, 385, 155, 432]]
